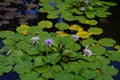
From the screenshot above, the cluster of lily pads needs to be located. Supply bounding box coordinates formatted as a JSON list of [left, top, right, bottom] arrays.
[[0, 22, 120, 80], [39, 0, 117, 25], [0, 0, 120, 80]]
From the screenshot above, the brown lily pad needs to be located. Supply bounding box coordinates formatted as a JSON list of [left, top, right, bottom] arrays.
[[24, 14, 37, 20]]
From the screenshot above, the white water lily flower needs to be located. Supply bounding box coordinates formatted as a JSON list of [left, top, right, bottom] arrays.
[[80, 7, 85, 11], [83, 46, 92, 57], [72, 35, 79, 41], [30, 36, 39, 45]]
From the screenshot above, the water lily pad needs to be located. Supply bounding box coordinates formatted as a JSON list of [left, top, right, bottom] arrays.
[[76, 31, 91, 38], [20, 72, 38, 80], [35, 65, 50, 73], [99, 38, 116, 46], [34, 56, 46, 66], [81, 69, 98, 79], [38, 21, 53, 28], [55, 22, 69, 30], [88, 27, 103, 35], [89, 45, 105, 55], [16, 24, 30, 35], [54, 71, 74, 80], [85, 12, 95, 18], [45, 53, 61, 64], [105, 50, 120, 61], [86, 20, 98, 25], [82, 38, 97, 47]]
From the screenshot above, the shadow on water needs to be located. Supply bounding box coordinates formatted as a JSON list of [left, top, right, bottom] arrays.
[[97, 0, 120, 80], [97, 0, 120, 45]]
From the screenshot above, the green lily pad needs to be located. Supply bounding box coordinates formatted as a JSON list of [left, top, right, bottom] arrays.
[[20, 72, 38, 80], [81, 69, 98, 79], [54, 71, 74, 80], [61, 62, 81, 74], [88, 27, 103, 35], [35, 65, 50, 73], [51, 65, 62, 72], [45, 53, 61, 64], [34, 56, 46, 67], [55, 22, 69, 30], [81, 38, 97, 47], [38, 21, 53, 28], [85, 12, 95, 18], [87, 20, 98, 25], [99, 38, 116, 46], [89, 45, 105, 55], [105, 50, 120, 61]]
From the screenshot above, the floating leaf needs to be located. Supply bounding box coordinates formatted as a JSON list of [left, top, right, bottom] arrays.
[[89, 45, 105, 55], [56, 31, 68, 36], [35, 65, 50, 73], [76, 31, 91, 38], [20, 72, 38, 80], [42, 70, 54, 79], [55, 22, 69, 30], [88, 27, 103, 35], [45, 53, 61, 64], [82, 38, 97, 47], [95, 73, 113, 80], [16, 24, 30, 35], [0, 31, 15, 38], [61, 62, 81, 74], [54, 71, 74, 80], [38, 21, 53, 28], [51, 65, 62, 72], [86, 20, 98, 25], [3, 39, 15, 46], [14, 61, 33, 75], [34, 56, 46, 67], [105, 50, 120, 61], [99, 38, 116, 46], [69, 24, 83, 31], [81, 69, 98, 79], [85, 12, 95, 18], [65, 43, 81, 51]]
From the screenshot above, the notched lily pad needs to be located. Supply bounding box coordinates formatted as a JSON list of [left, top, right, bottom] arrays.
[[38, 21, 53, 28], [99, 38, 116, 46], [88, 27, 103, 35], [55, 22, 69, 30]]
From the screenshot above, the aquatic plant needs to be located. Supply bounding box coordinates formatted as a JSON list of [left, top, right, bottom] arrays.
[[39, 0, 116, 25], [0, 24, 120, 80]]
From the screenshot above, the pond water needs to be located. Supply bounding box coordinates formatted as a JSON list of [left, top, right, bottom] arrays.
[[0, 0, 120, 80]]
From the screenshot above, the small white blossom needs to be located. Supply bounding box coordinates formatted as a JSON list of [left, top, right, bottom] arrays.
[[30, 36, 39, 45], [80, 7, 85, 11], [72, 35, 79, 41], [83, 46, 92, 57]]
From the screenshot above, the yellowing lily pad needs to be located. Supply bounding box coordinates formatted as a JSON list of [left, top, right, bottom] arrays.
[[76, 31, 91, 38], [38, 21, 53, 28], [86, 20, 98, 25], [56, 31, 68, 36], [69, 24, 83, 31], [88, 27, 103, 35], [16, 24, 30, 35]]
